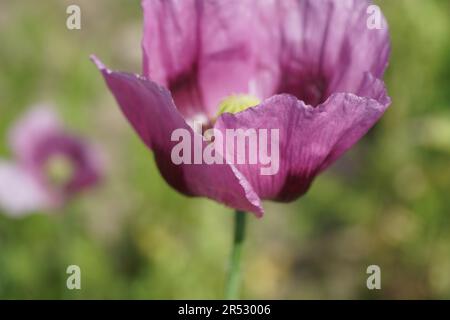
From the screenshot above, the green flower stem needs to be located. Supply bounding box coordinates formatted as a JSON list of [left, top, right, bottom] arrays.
[[225, 210, 247, 300]]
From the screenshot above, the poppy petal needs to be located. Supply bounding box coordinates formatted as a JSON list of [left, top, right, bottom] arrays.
[[276, 0, 390, 105], [0, 161, 51, 216], [141, 0, 280, 119], [215, 79, 390, 201]]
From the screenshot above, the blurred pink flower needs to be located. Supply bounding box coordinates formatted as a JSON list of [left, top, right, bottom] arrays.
[[0, 106, 102, 216], [93, 0, 391, 217]]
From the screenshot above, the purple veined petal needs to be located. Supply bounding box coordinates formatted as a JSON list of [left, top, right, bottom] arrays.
[[275, 0, 390, 106], [0, 161, 53, 216], [317, 72, 391, 171], [141, 0, 281, 120], [92, 55, 263, 216], [214, 77, 390, 202]]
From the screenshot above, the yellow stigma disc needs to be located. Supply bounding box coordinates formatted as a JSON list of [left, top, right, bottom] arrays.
[[216, 94, 261, 116]]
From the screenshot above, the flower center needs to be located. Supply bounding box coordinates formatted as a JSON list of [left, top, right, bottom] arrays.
[[216, 94, 261, 116], [188, 94, 261, 142], [44, 154, 74, 187]]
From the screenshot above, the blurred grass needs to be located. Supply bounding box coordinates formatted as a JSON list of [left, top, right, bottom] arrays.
[[0, 0, 449, 299]]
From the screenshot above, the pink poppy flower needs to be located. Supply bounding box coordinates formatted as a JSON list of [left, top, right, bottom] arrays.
[[0, 106, 102, 216], [93, 0, 391, 217]]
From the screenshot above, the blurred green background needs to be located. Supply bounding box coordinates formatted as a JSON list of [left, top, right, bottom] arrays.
[[0, 0, 449, 299]]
